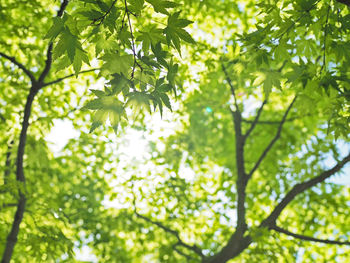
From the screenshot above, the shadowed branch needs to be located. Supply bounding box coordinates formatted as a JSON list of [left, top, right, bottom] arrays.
[[271, 225, 350, 245], [248, 96, 297, 179], [43, 68, 99, 87], [0, 52, 36, 84], [1, 1, 70, 263], [243, 100, 267, 139], [222, 63, 240, 113], [262, 152, 350, 227], [132, 196, 204, 259]]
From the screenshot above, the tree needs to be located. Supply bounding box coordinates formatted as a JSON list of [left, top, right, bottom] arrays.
[[1, 0, 350, 262], [0, 0, 191, 262]]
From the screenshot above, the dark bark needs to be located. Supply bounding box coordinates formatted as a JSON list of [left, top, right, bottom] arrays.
[[206, 153, 350, 263], [209, 65, 249, 263], [1, 194, 26, 263], [243, 100, 267, 140], [1, 88, 38, 263], [134, 200, 204, 259], [43, 68, 99, 87], [271, 225, 350, 245], [261, 152, 350, 228], [0, 52, 36, 84], [205, 236, 252, 263], [247, 97, 297, 179], [232, 110, 247, 236]]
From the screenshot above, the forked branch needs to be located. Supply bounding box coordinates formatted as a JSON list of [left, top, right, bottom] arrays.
[[243, 99, 267, 140], [262, 152, 350, 227], [248, 96, 297, 179]]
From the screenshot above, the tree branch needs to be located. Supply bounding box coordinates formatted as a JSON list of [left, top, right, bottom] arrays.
[[247, 96, 297, 179], [261, 152, 350, 228], [0, 52, 36, 84], [173, 243, 197, 261], [1, 87, 37, 263], [206, 235, 252, 263], [209, 66, 249, 263], [243, 100, 267, 140], [132, 193, 204, 258], [1, 2, 69, 262], [38, 0, 68, 85], [38, 44, 53, 85], [230, 108, 247, 235], [320, 3, 331, 73], [56, 0, 69, 17], [43, 68, 99, 87], [134, 210, 204, 258], [271, 225, 350, 245], [0, 203, 17, 210], [222, 63, 240, 113], [223, 62, 247, 234], [241, 114, 307, 125]]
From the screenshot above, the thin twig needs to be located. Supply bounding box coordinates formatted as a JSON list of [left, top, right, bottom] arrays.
[[271, 225, 350, 245], [124, 0, 142, 78], [0, 52, 36, 84], [132, 195, 204, 258], [0, 203, 17, 209], [43, 68, 99, 86], [222, 63, 240, 113], [243, 100, 267, 140], [38, 44, 53, 85], [242, 114, 309, 125], [173, 243, 196, 261], [91, 0, 117, 25], [320, 3, 331, 73]]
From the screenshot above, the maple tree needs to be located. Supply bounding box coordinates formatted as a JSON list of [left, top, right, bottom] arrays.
[[1, 0, 350, 262]]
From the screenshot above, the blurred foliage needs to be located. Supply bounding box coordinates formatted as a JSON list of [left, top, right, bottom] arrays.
[[1, 0, 350, 262]]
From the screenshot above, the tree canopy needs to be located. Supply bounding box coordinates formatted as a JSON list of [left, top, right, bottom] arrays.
[[1, 0, 350, 262]]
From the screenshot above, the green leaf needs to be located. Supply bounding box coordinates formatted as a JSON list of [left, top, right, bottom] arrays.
[[159, 92, 172, 111], [78, 10, 104, 20], [90, 109, 108, 133], [126, 91, 152, 113], [137, 26, 164, 52], [53, 29, 82, 62], [100, 53, 134, 76], [44, 16, 67, 39], [73, 48, 89, 74], [89, 89, 106, 97], [164, 12, 195, 53], [145, 0, 179, 14], [127, 0, 145, 15], [108, 73, 130, 95]]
